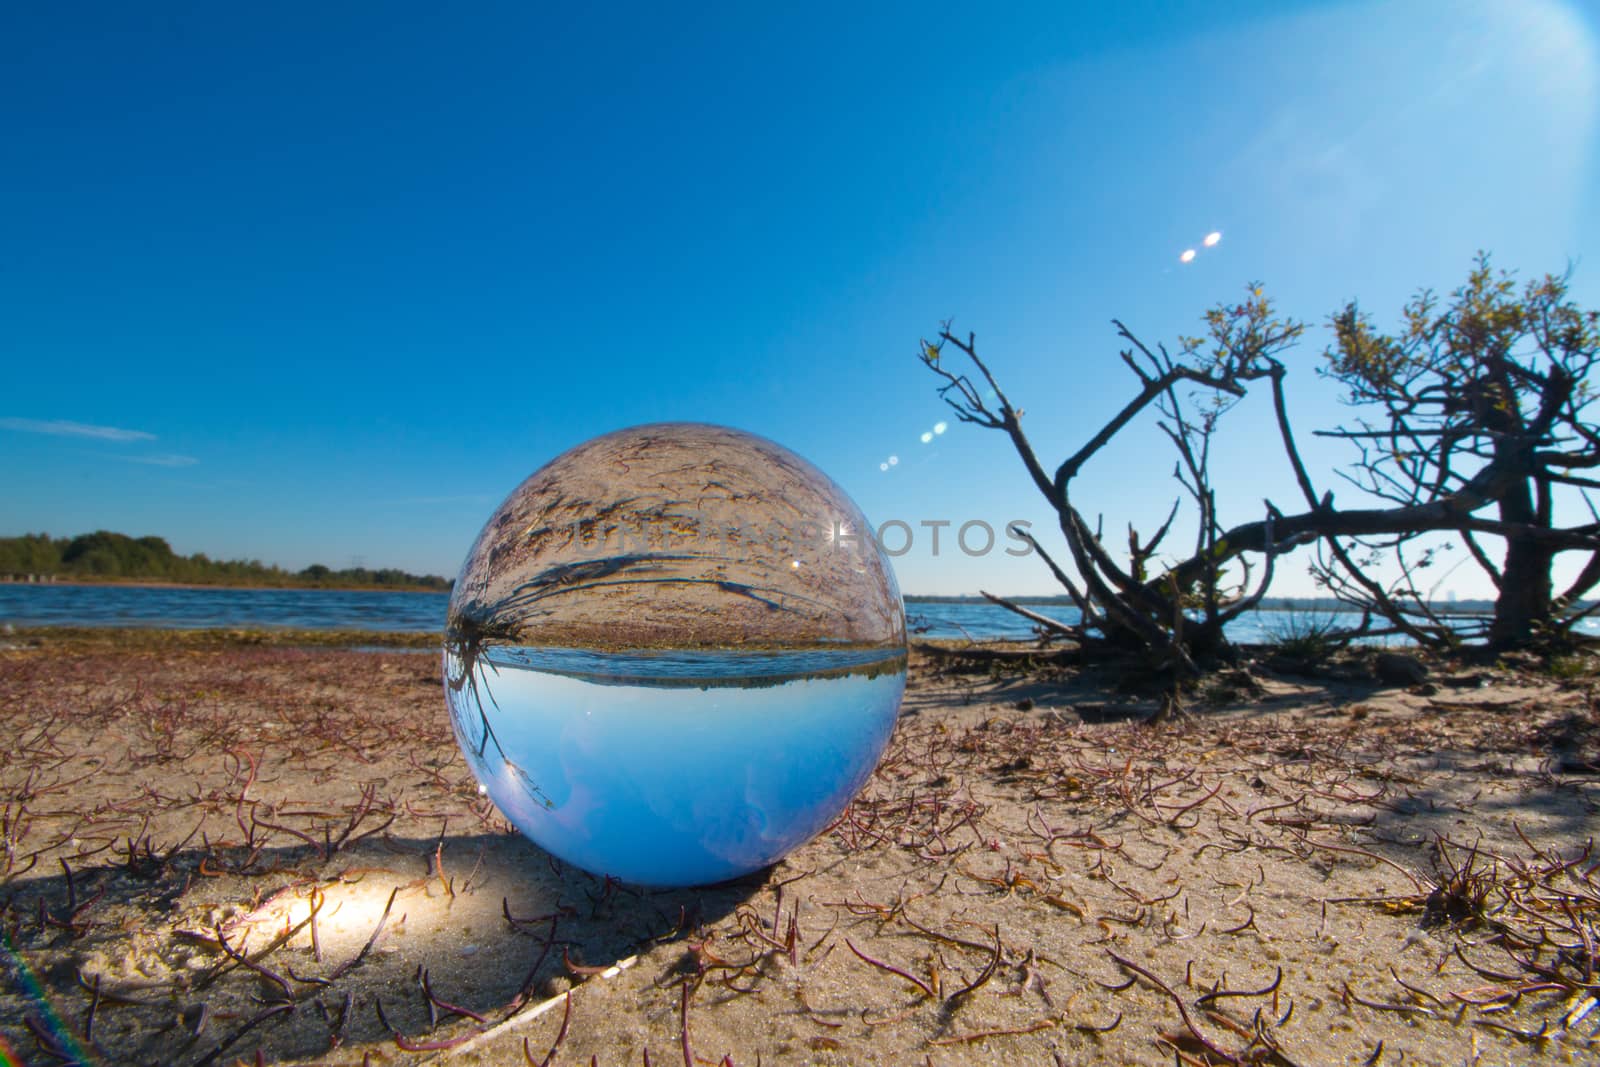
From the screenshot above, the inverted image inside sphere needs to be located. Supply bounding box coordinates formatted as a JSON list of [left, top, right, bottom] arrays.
[[444, 644, 906, 886], [446, 423, 905, 651], [442, 424, 907, 887]]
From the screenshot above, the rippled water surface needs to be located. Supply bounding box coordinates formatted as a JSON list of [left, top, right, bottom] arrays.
[[6, 584, 1590, 644], [0, 584, 448, 631]]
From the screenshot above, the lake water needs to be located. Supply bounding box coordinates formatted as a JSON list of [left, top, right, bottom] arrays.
[[3, 582, 1588, 644], [906, 599, 1383, 644], [906, 600, 1600, 644], [0, 583, 449, 632]]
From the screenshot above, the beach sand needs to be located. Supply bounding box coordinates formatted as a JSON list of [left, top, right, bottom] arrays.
[[2, 633, 1597, 1065]]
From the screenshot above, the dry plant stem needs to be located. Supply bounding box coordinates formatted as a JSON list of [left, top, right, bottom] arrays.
[[426, 956, 638, 1062], [421, 968, 487, 1024], [1107, 951, 1244, 1064], [942, 924, 1003, 1006], [523, 991, 571, 1067], [193, 1001, 294, 1067], [328, 886, 398, 980], [679, 980, 694, 1067], [845, 938, 937, 999]]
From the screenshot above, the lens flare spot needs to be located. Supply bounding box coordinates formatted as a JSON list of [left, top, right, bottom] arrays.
[[1180, 249, 1197, 264], [1203, 231, 1222, 247]]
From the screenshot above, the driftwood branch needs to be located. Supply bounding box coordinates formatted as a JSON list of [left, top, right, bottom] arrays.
[[978, 592, 1077, 639]]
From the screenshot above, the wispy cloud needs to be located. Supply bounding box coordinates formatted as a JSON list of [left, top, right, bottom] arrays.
[[112, 452, 199, 468], [0, 417, 157, 442]]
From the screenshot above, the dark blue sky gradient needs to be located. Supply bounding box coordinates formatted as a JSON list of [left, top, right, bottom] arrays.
[[3, 1, 1596, 594]]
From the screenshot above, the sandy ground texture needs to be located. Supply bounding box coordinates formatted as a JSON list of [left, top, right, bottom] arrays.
[[1, 631, 1598, 1066]]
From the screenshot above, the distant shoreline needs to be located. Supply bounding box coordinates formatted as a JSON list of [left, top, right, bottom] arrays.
[[0, 531, 452, 593], [902, 593, 1513, 616], [3, 583, 1511, 612], [3, 577, 451, 595]]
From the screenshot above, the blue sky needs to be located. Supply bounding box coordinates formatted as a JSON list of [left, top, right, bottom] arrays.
[[3, 0, 1596, 596]]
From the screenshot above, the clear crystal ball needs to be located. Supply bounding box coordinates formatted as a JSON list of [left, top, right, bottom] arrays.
[[444, 423, 905, 886]]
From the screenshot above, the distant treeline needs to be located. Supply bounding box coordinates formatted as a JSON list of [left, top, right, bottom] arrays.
[[0, 531, 452, 591]]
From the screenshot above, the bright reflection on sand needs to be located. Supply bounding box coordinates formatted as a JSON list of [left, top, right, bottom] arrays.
[[236, 881, 407, 958]]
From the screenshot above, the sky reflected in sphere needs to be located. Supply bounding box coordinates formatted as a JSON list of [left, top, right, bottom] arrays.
[[444, 423, 906, 887]]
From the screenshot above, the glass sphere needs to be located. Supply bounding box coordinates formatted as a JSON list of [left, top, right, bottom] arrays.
[[444, 423, 905, 887]]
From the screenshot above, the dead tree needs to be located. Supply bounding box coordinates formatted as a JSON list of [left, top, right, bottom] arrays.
[[922, 258, 1600, 663], [1312, 256, 1600, 647], [921, 288, 1308, 677]]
